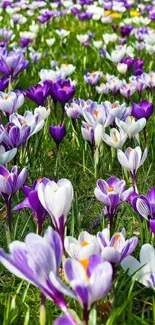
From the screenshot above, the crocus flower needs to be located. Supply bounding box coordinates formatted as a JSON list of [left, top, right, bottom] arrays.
[[121, 244, 155, 289], [94, 177, 133, 220], [0, 49, 29, 78], [0, 165, 27, 231], [49, 125, 66, 150], [116, 116, 146, 141], [1, 121, 30, 148], [0, 145, 17, 165], [84, 71, 103, 86], [102, 128, 127, 149], [65, 102, 81, 119], [117, 146, 148, 192], [120, 25, 133, 37], [14, 178, 49, 235], [64, 255, 113, 312], [46, 79, 75, 106], [25, 83, 49, 106], [105, 101, 131, 127], [97, 228, 138, 264], [129, 188, 155, 234], [65, 231, 100, 260], [34, 106, 50, 121], [81, 122, 94, 145], [0, 227, 75, 311], [38, 179, 74, 253], [0, 91, 24, 118], [56, 29, 70, 38], [131, 100, 154, 120]]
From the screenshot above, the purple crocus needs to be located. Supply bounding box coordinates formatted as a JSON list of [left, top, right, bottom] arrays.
[[94, 177, 133, 221], [129, 188, 155, 234], [0, 227, 75, 315], [50, 124, 66, 150], [46, 79, 75, 105], [64, 255, 113, 319], [132, 100, 154, 120], [84, 71, 102, 86], [25, 83, 49, 106], [0, 165, 27, 232], [120, 25, 133, 37], [14, 178, 49, 235], [0, 49, 29, 78], [1, 121, 30, 148], [97, 228, 138, 264], [20, 38, 31, 48]]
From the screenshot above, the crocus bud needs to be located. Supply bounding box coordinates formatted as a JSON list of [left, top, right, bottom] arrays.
[[117, 63, 128, 74], [49, 124, 66, 149]]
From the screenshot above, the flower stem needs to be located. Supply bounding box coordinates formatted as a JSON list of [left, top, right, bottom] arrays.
[[132, 172, 138, 193], [7, 199, 12, 234], [83, 308, 89, 325]]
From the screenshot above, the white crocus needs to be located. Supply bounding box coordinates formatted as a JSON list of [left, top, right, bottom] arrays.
[[34, 106, 50, 120], [106, 48, 126, 63], [76, 34, 89, 44], [103, 128, 127, 149], [121, 244, 155, 288], [19, 31, 36, 39], [94, 123, 104, 147], [59, 64, 75, 78], [103, 33, 118, 45], [65, 231, 100, 260], [0, 146, 17, 165], [116, 116, 146, 140], [29, 22, 39, 34], [38, 179, 74, 229], [117, 146, 148, 174], [46, 38, 55, 46], [56, 29, 70, 38], [39, 69, 61, 82], [93, 40, 103, 49], [117, 63, 128, 74]]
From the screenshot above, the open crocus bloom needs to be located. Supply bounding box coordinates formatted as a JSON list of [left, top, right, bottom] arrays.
[[97, 228, 138, 264], [102, 128, 127, 149], [65, 231, 100, 260], [121, 244, 155, 289], [116, 116, 146, 140], [0, 227, 74, 308], [117, 146, 148, 175], [94, 177, 133, 219], [64, 255, 113, 310]]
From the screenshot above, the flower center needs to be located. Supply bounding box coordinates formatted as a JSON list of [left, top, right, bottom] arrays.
[[63, 86, 67, 91], [21, 120, 27, 125], [108, 186, 114, 192], [79, 258, 89, 272], [94, 109, 99, 117], [81, 241, 89, 247], [113, 103, 118, 109], [86, 124, 91, 130], [113, 131, 118, 143], [113, 234, 120, 249], [4, 95, 9, 100]]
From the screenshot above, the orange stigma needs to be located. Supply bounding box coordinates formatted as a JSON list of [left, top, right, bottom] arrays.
[[81, 241, 89, 247], [113, 234, 120, 249], [79, 258, 89, 272], [63, 86, 68, 91], [94, 110, 99, 118], [108, 186, 114, 192]]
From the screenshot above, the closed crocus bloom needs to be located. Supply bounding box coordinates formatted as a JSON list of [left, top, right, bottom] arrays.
[[0, 146, 17, 164], [65, 231, 100, 260], [102, 128, 127, 149], [38, 179, 73, 253], [97, 228, 138, 264], [117, 63, 128, 74], [34, 106, 50, 121], [94, 177, 133, 219], [132, 100, 154, 120], [116, 116, 146, 140], [50, 124, 66, 148], [117, 146, 148, 175], [129, 188, 155, 234], [56, 29, 70, 38], [94, 123, 104, 147], [81, 122, 94, 145], [0, 91, 24, 118], [64, 255, 113, 310], [121, 244, 155, 289]]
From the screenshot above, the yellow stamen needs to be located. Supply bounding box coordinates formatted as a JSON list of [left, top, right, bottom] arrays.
[[81, 241, 89, 247], [113, 131, 118, 143], [21, 120, 27, 125], [79, 258, 89, 272], [113, 234, 120, 249], [63, 86, 67, 91], [4, 95, 9, 100], [108, 187, 114, 192], [113, 103, 118, 109]]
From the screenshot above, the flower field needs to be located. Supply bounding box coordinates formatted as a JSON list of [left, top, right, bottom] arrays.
[[0, 0, 155, 324]]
